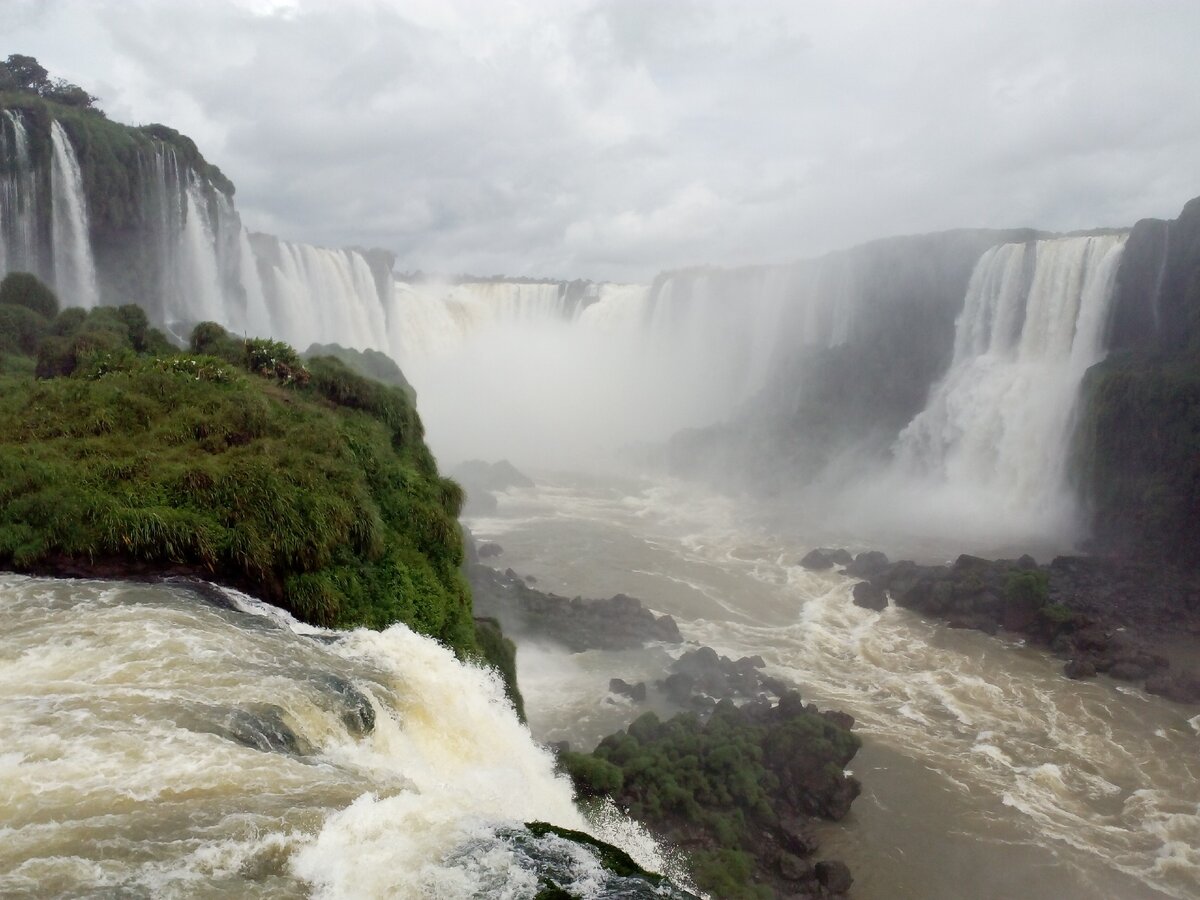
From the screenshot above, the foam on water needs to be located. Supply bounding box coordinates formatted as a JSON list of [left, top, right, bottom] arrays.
[[468, 473, 1200, 900], [0, 573, 684, 898]]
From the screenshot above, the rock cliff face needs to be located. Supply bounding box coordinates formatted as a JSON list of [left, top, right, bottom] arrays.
[[1075, 196, 1200, 561], [1108, 196, 1200, 354]]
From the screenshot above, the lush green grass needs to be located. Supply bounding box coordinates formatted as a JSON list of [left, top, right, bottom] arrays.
[[0, 295, 477, 655]]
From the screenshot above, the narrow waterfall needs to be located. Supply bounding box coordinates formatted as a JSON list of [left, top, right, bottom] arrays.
[[878, 234, 1126, 543], [0, 111, 40, 277], [49, 121, 100, 309]]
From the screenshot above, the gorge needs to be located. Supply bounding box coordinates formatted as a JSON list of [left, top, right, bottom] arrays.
[[2, 64, 1199, 900]]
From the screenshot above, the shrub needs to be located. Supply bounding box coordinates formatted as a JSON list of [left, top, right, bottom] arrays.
[[0, 272, 59, 317], [1005, 570, 1049, 609], [0, 303, 51, 354]]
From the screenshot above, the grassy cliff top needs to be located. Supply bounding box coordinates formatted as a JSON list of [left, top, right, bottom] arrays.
[[0, 274, 477, 655]]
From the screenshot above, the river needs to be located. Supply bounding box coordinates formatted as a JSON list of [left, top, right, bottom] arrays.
[[466, 472, 1200, 900]]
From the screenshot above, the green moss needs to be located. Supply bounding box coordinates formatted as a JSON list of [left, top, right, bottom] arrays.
[[524, 822, 664, 885], [0, 309, 477, 656]]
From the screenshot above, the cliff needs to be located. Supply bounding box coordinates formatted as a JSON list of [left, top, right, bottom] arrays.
[[0, 275, 482, 658], [1075, 197, 1200, 560]]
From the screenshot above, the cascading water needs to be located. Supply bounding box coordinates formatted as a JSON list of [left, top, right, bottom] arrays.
[[0, 110, 40, 277], [49, 120, 100, 309], [0, 574, 687, 898], [855, 234, 1128, 549]]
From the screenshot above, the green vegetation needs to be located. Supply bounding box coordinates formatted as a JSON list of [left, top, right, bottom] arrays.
[[561, 695, 860, 899], [474, 617, 526, 721], [1004, 570, 1049, 608], [305, 342, 416, 400], [0, 284, 476, 655]]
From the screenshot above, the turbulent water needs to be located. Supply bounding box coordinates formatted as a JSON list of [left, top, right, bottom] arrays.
[[0, 574, 684, 899], [466, 474, 1200, 900]]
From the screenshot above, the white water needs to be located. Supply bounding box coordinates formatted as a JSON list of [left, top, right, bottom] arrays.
[[0, 574, 684, 898], [467, 474, 1200, 900], [49, 120, 100, 308], [0, 110, 40, 276], [831, 235, 1126, 551], [253, 239, 392, 351]]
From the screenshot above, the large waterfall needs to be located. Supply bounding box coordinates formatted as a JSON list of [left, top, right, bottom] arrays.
[[828, 234, 1128, 552]]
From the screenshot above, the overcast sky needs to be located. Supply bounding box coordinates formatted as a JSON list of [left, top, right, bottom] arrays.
[[5, 0, 1199, 281]]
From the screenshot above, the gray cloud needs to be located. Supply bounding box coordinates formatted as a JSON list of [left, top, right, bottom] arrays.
[[5, 0, 1200, 281]]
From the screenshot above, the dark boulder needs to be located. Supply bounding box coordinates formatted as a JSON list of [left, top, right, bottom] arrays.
[[815, 860, 853, 894], [851, 581, 887, 611], [1064, 658, 1097, 679], [1145, 669, 1200, 704], [477, 541, 503, 558], [609, 678, 647, 702], [799, 549, 834, 570], [845, 550, 890, 578]]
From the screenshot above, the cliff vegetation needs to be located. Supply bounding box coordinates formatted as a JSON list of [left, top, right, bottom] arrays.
[[0, 273, 482, 658]]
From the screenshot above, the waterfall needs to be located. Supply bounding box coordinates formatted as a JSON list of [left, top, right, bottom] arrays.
[[49, 121, 100, 309], [0, 111, 41, 278], [880, 234, 1127, 542], [250, 238, 392, 351]]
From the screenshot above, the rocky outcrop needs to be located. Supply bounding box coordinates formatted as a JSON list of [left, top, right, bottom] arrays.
[[562, 692, 860, 899], [849, 551, 1200, 703], [467, 562, 681, 652]]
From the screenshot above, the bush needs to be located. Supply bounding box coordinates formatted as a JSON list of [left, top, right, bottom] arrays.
[[244, 337, 309, 386], [1005, 571, 1049, 609], [0, 272, 59, 318], [560, 751, 624, 798], [0, 303, 51, 354]]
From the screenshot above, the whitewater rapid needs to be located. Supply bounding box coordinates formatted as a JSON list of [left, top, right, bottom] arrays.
[[466, 474, 1200, 900], [0, 574, 684, 899]]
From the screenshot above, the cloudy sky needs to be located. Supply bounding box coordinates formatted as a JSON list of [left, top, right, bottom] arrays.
[[6, 0, 1199, 281]]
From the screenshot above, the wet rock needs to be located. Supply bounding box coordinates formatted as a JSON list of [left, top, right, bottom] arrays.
[[221, 706, 309, 755], [845, 550, 890, 578], [1145, 669, 1200, 704], [478, 542, 503, 558], [814, 860, 853, 894], [826, 548, 854, 566], [799, 549, 834, 570], [778, 818, 821, 856], [778, 851, 815, 883], [1064, 658, 1097, 679], [609, 678, 647, 702], [468, 562, 682, 652], [314, 674, 376, 737], [851, 581, 887, 611]]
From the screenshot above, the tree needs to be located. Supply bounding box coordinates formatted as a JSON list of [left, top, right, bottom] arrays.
[[4, 54, 49, 93], [42, 79, 99, 111]]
